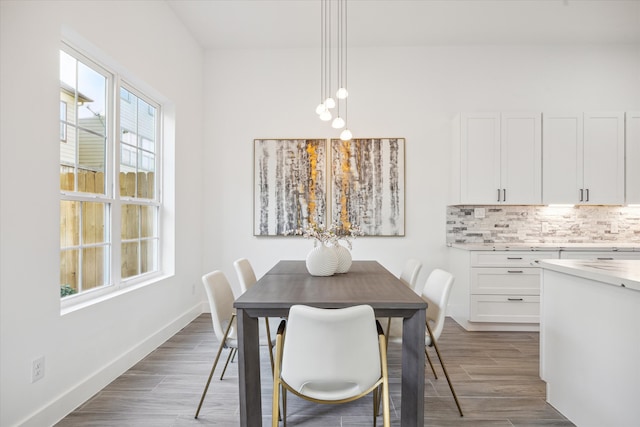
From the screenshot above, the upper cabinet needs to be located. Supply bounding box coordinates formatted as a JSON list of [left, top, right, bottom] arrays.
[[452, 112, 541, 205], [627, 112, 640, 205], [542, 112, 624, 205]]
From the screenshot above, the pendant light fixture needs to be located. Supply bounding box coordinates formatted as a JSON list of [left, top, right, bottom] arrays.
[[316, 0, 352, 140]]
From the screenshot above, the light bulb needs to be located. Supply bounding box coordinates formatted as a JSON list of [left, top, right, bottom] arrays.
[[340, 128, 353, 141], [319, 110, 332, 121], [336, 87, 348, 99], [332, 117, 345, 129], [315, 103, 326, 115], [324, 97, 336, 109]]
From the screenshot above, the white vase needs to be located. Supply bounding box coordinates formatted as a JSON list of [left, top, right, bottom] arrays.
[[306, 243, 338, 276], [333, 243, 352, 273]]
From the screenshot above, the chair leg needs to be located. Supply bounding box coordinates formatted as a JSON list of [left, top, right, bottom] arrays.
[[195, 314, 235, 418], [220, 347, 236, 380], [425, 347, 438, 379], [426, 322, 463, 417], [265, 317, 275, 374], [373, 387, 379, 427]]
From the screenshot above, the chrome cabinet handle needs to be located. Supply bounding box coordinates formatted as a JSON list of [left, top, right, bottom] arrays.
[[586, 188, 589, 202], [503, 189, 506, 202], [497, 188, 501, 202], [507, 298, 524, 301], [580, 188, 584, 202], [597, 257, 614, 260], [507, 257, 523, 260], [507, 270, 524, 273]]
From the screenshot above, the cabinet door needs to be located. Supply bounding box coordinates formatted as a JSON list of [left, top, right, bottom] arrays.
[[460, 113, 501, 204], [626, 112, 640, 204], [542, 113, 583, 204], [501, 113, 542, 204], [583, 112, 624, 205]]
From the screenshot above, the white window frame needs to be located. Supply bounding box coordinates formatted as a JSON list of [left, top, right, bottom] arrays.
[[60, 41, 164, 309]]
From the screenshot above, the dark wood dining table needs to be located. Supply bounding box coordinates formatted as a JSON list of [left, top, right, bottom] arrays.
[[233, 260, 427, 426]]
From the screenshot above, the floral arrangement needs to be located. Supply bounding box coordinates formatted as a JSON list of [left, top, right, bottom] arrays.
[[286, 222, 364, 249]]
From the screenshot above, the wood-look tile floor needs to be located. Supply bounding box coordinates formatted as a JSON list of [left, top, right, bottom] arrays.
[[56, 315, 574, 427]]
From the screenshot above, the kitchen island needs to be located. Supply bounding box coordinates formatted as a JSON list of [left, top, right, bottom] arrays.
[[537, 259, 640, 427]]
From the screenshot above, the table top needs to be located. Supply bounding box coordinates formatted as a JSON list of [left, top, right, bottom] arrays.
[[234, 260, 427, 316]]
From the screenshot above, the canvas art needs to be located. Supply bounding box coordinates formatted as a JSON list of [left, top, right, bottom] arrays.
[[330, 138, 405, 236], [254, 139, 327, 235]]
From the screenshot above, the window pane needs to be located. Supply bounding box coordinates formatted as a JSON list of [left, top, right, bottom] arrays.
[[121, 204, 140, 240], [140, 206, 157, 238], [137, 169, 154, 198], [77, 61, 107, 128], [82, 246, 107, 290], [78, 128, 106, 190], [60, 249, 79, 294], [60, 200, 80, 247], [121, 242, 139, 279], [60, 101, 67, 141], [82, 202, 107, 244], [141, 239, 157, 274]]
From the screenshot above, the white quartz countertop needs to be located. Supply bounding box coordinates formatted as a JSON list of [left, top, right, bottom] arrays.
[[536, 259, 640, 292], [449, 243, 640, 251]]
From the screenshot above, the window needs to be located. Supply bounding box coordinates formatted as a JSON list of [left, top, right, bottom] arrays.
[[59, 44, 162, 301]]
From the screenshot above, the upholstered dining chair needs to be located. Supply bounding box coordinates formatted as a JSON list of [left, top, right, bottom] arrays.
[[384, 258, 423, 336], [385, 268, 463, 417], [399, 258, 423, 292], [233, 257, 276, 372], [195, 270, 237, 418], [272, 304, 390, 427]]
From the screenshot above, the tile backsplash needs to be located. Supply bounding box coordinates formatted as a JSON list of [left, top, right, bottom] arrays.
[[447, 205, 640, 244]]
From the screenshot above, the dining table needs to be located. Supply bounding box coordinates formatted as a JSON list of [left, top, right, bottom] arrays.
[[233, 260, 428, 426]]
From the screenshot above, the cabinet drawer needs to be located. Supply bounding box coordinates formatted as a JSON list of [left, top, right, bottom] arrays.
[[470, 295, 540, 323], [471, 267, 540, 295], [559, 251, 640, 260], [470, 251, 558, 267]]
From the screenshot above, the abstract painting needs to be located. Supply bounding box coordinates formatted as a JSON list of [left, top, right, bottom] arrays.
[[254, 139, 327, 235], [330, 138, 405, 236]]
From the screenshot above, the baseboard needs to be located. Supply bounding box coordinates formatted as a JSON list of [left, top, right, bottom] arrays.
[[19, 303, 204, 427]]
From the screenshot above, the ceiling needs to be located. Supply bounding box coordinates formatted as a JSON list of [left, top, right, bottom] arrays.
[[166, 0, 640, 50]]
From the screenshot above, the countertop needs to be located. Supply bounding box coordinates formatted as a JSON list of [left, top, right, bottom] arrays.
[[448, 243, 640, 251], [536, 259, 640, 292]]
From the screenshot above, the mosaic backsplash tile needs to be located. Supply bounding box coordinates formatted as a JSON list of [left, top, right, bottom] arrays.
[[447, 205, 640, 244]]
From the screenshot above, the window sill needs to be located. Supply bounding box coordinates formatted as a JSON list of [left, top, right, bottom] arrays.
[[60, 272, 173, 316]]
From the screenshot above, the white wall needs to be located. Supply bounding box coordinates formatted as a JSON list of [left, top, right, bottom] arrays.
[[0, 1, 204, 426], [204, 44, 640, 291]]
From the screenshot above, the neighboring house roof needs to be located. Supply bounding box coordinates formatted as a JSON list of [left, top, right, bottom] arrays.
[[60, 81, 93, 103]]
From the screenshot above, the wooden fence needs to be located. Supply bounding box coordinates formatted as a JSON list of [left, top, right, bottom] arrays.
[[60, 170, 155, 293]]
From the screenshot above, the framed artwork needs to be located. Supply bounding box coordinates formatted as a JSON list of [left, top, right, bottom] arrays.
[[254, 139, 327, 236], [330, 138, 405, 236]]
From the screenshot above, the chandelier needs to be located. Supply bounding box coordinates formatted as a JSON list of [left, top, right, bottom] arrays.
[[315, 0, 352, 141]]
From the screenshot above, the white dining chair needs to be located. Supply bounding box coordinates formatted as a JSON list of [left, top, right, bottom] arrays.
[[385, 268, 463, 417], [384, 258, 423, 336], [233, 258, 276, 372], [195, 270, 238, 418], [272, 304, 390, 427]]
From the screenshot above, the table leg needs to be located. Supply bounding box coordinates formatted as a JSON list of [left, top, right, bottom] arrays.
[[401, 308, 426, 426], [237, 308, 261, 427]]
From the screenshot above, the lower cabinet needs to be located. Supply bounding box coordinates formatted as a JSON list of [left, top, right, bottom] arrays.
[[449, 247, 640, 331], [449, 249, 559, 331]]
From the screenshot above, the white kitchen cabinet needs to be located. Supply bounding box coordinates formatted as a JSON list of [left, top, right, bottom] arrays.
[[543, 112, 625, 205], [627, 111, 640, 204], [453, 112, 541, 205], [449, 248, 558, 331]]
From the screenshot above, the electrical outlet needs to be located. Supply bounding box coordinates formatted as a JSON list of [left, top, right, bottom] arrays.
[[541, 222, 549, 233], [611, 222, 619, 234], [32, 356, 45, 383], [191, 283, 196, 295], [474, 208, 485, 219]]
